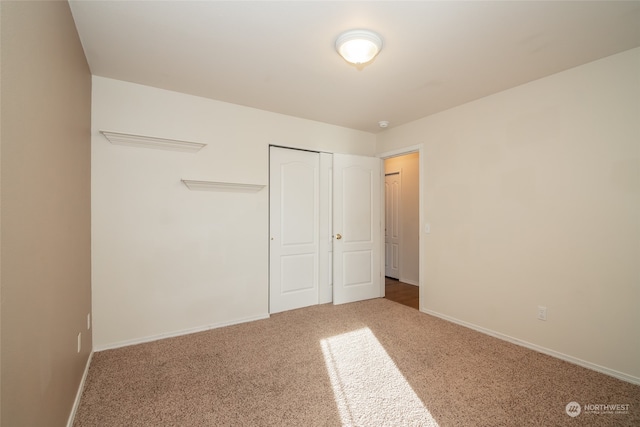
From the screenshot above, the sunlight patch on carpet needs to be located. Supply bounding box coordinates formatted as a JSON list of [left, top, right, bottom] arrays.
[[321, 327, 439, 426]]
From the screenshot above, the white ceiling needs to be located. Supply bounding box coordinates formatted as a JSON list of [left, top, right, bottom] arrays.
[[69, 1, 640, 134]]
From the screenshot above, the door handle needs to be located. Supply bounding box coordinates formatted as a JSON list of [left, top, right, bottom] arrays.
[[335, 233, 342, 240]]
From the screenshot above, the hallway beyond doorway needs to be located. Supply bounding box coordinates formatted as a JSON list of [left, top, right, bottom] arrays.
[[384, 277, 418, 310]]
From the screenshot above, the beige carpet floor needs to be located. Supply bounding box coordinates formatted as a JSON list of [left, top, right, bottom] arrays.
[[74, 299, 640, 426]]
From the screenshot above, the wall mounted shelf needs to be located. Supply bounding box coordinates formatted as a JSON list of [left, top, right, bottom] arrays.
[[100, 130, 206, 152], [181, 180, 265, 193]]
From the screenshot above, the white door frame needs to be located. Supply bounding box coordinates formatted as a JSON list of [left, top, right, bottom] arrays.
[[378, 144, 424, 311]]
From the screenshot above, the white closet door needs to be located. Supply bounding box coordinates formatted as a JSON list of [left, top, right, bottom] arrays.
[[333, 153, 383, 305], [269, 147, 319, 313]]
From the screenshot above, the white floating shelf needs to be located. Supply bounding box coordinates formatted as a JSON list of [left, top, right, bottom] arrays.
[[100, 130, 206, 152], [181, 180, 265, 193]]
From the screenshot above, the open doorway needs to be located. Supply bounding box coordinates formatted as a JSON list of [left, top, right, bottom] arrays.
[[383, 152, 420, 310]]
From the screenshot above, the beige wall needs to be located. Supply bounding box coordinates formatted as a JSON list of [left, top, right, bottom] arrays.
[[384, 153, 420, 285], [91, 76, 376, 349], [377, 48, 640, 382], [0, 2, 92, 425]]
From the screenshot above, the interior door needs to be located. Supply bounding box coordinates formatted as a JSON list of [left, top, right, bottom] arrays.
[[333, 153, 383, 305], [385, 172, 401, 279], [269, 147, 319, 313]]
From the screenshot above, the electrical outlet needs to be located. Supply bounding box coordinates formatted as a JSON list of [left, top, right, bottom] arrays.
[[537, 306, 547, 321], [77, 332, 82, 353], [87, 313, 91, 330]]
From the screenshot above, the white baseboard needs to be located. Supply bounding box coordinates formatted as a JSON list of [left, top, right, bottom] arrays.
[[94, 313, 270, 352], [67, 350, 94, 427], [399, 277, 419, 286], [421, 308, 640, 386]]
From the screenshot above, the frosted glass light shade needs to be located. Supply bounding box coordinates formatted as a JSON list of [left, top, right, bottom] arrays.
[[336, 30, 383, 65]]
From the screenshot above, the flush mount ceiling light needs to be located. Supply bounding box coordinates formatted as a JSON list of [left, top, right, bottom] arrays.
[[335, 29, 383, 65]]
